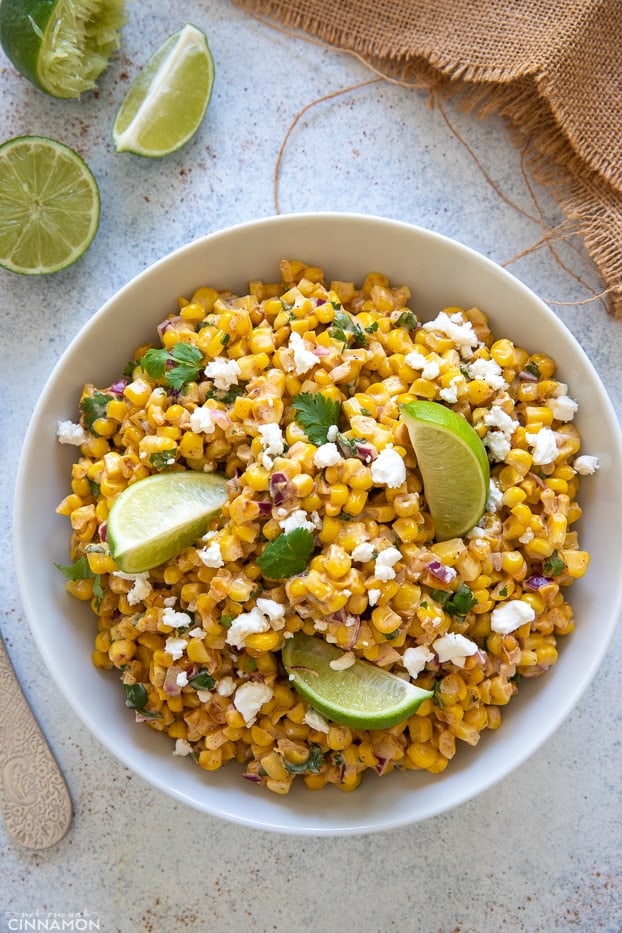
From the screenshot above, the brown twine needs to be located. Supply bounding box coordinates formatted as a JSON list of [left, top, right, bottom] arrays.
[[241, 0, 617, 313]]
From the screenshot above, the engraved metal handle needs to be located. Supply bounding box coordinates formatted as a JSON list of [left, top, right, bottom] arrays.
[[0, 632, 72, 848]]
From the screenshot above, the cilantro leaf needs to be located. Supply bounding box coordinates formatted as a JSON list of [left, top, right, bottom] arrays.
[[80, 392, 112, 432], [524, 360, 541, 379], [123, 683, 160, 719], [140, 343, 203, 391], [55, 555, 104, 607], [292, 392, 341, 445], [188, 671, 216, 690], [430, 583, 477, 617], [256, 528, 315, 579], [149, 449, 177, 471], [329, 310, 367, 346], [543, 549, 565, 576], [395, 311, 418, 330]]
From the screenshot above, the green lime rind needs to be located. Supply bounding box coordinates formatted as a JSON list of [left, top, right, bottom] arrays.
[[400, 399, 490, 541], [0, 0, 125, 98], [0, 135, 100, 275], [107, 471, 228, 574], [112, 23, 214, 158], [282, 633, 433, 730]]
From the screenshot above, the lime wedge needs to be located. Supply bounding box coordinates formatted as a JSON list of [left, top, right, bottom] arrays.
[[0, 136, 100, 275], [0, 0, 125, 98], [107, 471, 228, 573], [282, 633, 433, 730], [400, 400, 490, 540], [112, 23, 214, 157]]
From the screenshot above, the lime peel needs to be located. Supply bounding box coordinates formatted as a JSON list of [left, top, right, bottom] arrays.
[[282, 633, 433, 730], [400, 399, 490, 541], [107, 471, 228, 573]]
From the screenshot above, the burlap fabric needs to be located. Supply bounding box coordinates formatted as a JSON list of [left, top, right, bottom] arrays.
[[235, 0, 622, 318]]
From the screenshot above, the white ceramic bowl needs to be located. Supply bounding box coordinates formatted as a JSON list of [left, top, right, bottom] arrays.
[[14, 213, 622, 835]]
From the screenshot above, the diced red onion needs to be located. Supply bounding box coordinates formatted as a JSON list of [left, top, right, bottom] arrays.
[[163, 665, 184, 696], [524, 574, 552, 591], [375, 756, 391, 776], [269, 471, 294, 505], [519, 369, 538, 382], [427, 559, 457, 584], [98, 521, 107, 543], [242, 772, 263, 783], [108, 378, 128, 395], [257, 500, 273, 516], [354, 441, 377, 463]]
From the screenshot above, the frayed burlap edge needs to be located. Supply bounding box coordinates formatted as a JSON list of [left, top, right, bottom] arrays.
[[234, 0, 622, 318]]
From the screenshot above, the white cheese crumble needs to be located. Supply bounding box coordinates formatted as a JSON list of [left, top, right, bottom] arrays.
[[486, 480, 504, 513], [422, 311, 481, 359], [545, 395, 578, 422], [303, 708, 330, 733], [313, 442, 342, 468], [279, 509, 319, 534], [374, 546, 402, 581], [173, 738, 193, 757], [367, 588, 381, 606], [432, 632, 479, 668], [326, 424, 339, 442], [573, 454, 599, 475], [467, 357, 508, 390], [288, 330, 319, 375], [189, 405, 216, 435], [258, 422, 285, 469], [226, 608, 270, 649], [233, 681, 274, 725], [483, 406, 520, 462], [197, 539, 224, 568], [164, 636, 188, 661], [402, 645, 434, 678], [370, 445, 406, 488], [112, 571, 152, 606], [56, 420, 88, 446], [329, 651, 356, 671], [255, 597, 286, 625], [490, 599, 536, 634], [526, 427, 558, 465], [176, 670, 189, 688], [439, 376, 462, 404], [162, 607, 193, 629], [203, 357, 241, 390], [351, 542, 376, 562], [216, 676, 236, 697]]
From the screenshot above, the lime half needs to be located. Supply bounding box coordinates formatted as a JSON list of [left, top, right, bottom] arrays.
[[0, 136, 100, 275], [0, 0, 125, 98], [282, 633, 433, 730], [112, 23, 214, 157], [400, 400, 490, 540], [107, 471, 228, 573]]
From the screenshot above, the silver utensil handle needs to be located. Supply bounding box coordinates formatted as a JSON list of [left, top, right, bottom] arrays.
[[0, 632, 72, 849]]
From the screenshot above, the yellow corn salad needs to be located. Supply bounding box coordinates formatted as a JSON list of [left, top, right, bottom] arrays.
[[56, 259, 596, 795]]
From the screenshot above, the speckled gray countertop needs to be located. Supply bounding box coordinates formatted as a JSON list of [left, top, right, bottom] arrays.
[[1, 3, 621, 932]]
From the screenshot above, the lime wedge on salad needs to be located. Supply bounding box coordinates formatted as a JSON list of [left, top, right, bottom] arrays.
[[400, 399, 490, 540], [0, 0, 125, 98], [0, 136, 100, 275], [107, 471, 228, 573], [282, 633, 433, 730], [112, 23, 214, 157]]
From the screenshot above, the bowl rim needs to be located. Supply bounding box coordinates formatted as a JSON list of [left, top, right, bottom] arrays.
[[13, 212, 622, 834]]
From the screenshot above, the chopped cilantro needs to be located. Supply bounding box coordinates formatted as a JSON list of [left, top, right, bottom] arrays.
[[140, 342, 204, 390], [149, 449, 177, 471], [292, 392, 341, 445], [365, 321, 379, 334], [430, 583, 477, 618], [80, 391, 112, 432], [524, 359, 541, 379], [123, 683, 160, 719], [256, 528, 315, 579], [543, 549, 566, 576], [282, 743, 325, 774], [55, 555, 104, 607], [432, 680, 444, 709], [395, 310, 418, 330], [188, 671, 216, 690], [220, 614, 235, 629], [329, 310, 367, 346], [220, 333, 231, 346], [88, 479, 100, 498]]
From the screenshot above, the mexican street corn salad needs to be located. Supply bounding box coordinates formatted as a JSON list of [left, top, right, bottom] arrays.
[[55, 259, 597, 794]]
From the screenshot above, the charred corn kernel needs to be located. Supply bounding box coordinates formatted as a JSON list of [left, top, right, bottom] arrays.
[[198, 748, 223, 771], [510, 502, 532, 526], [393, 517, 420, 543], [506, 447, 533, 475], [407, 742, 437, 770], [186, 638, 210, 663], [466, 379, 494, 405], [529, 353, 556, 379], [525, 405, 554, 427], [124, 378, 152, 407], [92, 649, 111, 669], [86, 550, 117, 575], [328, 484, 349, 508], [503, 486, 527, 508], [344, 489, 368, 516], [392, 583, 421, 613], [324, 544, 351, 578], [327, 724, 352, 751], [371, 605, 402, 634], [167, 721, 188, 741], [411, 378, 438, 399], [94, 631, 111, 653], [108, 639, 136, 666], [521, 592, 546, 615], [91, 417, 117, 437], [245, 630, 281, 653], [560, 549, 590, 578], [106, 398, 129, 421], [261, 751, 289, 781], [524, 537, 555, 560], [490, 338, 516, 367], [536, 643, 558, 666], [56, 493, 85, 515]]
